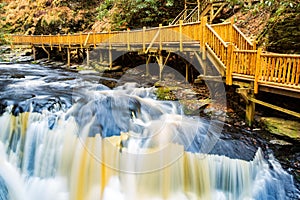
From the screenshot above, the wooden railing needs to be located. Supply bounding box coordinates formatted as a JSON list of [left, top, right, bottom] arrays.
[[232, 24, 256, 50], [210, 20, 256, 50], [8, 17, 300, 95], [205, 24, 229, 67], [228, 49, 300, 93], [260, 53, 300, 88]]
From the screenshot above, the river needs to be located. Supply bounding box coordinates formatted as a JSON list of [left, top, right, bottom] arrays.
[[0, 63, 299, 199]]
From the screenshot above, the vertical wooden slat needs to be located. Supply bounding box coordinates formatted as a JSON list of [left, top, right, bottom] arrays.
[[270, 57, 275, 82], [291, 57, 297, 84], [286, 58, 292, 84], [282, 57, 288, 83], [296, 58, 300, 84], [254, 48, 262, 94]]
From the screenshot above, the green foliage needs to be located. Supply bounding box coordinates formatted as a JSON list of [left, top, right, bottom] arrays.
[[97, 0, 184, 30]]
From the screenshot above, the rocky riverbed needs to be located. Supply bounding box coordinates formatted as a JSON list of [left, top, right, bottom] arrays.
[[1, 46, 299, 192]]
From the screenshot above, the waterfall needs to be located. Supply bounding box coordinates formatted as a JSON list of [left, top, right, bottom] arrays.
[[0, 93, 298, 200], [0, 64, 298, 200]]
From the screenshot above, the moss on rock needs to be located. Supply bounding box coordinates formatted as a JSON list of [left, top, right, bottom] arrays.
[[260, 117, 300, 140]]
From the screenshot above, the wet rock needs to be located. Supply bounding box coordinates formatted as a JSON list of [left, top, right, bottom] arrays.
[[260, 117, 300, 140], [10, 74, 25, 79], [269, 140, 293, 146]]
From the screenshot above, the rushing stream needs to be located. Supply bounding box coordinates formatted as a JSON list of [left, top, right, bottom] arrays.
[[0, 63, 299, 200]]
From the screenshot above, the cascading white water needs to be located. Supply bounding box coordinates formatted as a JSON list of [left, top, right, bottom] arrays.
[[0, 63, 298, 200], [0, 89, 298, 200]]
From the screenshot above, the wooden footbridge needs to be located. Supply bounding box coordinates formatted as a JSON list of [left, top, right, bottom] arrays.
[[6, 0, 300, 125]]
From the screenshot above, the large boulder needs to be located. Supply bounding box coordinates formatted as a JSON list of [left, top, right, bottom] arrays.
[[260, 117, 300, 140]]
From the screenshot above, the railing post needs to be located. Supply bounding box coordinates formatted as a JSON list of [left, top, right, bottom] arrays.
[[143, 27, 146, 52], [127, 28, 130, 51], [58, 33, 61, 51], [50, 34, 53, 50], [93, 31, 96, 48], [68, 33, 71, 48], [67, 48, 71, 68], [108, 30, 113, 70], [254, 48, 262, 94], [80, 32, 83, 49], [229, 17, 234, 43], [201, 17, 207, 60], [226, 43, 234, 85], [253, 40, 257, 50], [159, 24, 162, 50], [179, 20, 183, 52], [197, 0, 200, 21]]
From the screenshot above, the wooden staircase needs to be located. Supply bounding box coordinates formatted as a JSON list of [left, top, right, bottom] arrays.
[[170, 0, 227, 25]]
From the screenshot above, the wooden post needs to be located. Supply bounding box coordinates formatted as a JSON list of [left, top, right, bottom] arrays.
[[86, 48, 90, 66], [246, 88, 255, 127], [143, 27, 146, 52], [58, 33, 61, 51], [109, 30, 112, 69], [50, 34, 53, 50], [68, 33, 71, 48], [99, 49, 103, 62], [93, 31, 96, 48], [197, 0, 200, 21], [32, 46, 36, 61], [127, 28, 130, 51], [201, 17, 207, 60], [210, 1, 214, 24], [226, 43, 234, 85], [229, 17, 234, 43], [159, 24, 162, 50], [67, 48, 71, 68], [109, 49, 112, 70], [159, 52, 163, 81], [80, 32, 83, 49], [179, 20, 183, 52], [254, 48, 262, 94], [146, 55, 151, 76], [186, 63, 189, 82]]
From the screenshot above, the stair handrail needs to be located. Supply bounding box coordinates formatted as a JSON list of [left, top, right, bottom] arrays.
[[170, 9, 187, 25], [184, 6, 199, 22], [232, 24, 256, 50]]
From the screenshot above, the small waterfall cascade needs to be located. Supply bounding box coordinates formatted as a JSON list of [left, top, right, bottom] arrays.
[[0, 64, 298, 200], [0, 91, 298, 200]]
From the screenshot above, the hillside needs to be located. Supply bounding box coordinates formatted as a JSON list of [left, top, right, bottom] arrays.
[[0, 0, 300, 53]]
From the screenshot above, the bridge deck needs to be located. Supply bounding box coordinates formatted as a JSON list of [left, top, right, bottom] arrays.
[[7, 18, 300, 98]]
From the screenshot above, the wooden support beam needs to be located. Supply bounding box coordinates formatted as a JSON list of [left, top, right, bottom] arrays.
[[201, 17, 207, 60], [249, 97, 300, 119], [186, 63, 189, 82], [86, 48, 90, 66], [159, 24, 162, 50], [157, 52, 164, 81], [67, 48, 71, 68], [109, 49, 112, 70], [84, 33, 91, 47], [246, 97, 255, 127], [127, 28, 130, 51], [254, 48, 262, 94], [146, 55, 151, 76], [226, 43, 234, 85], [32, 46, 36, 61], [41, 44, 50, 61], [143, 27, 146, 52], [179, 20, 183, 52]]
